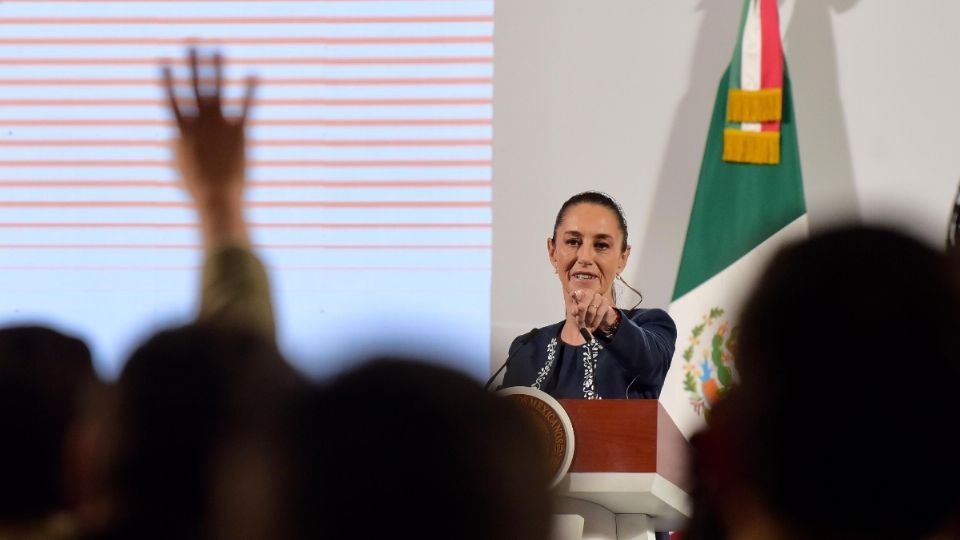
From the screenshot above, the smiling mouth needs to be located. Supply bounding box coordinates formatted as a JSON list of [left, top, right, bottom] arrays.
[[571, 273, 597, 280]]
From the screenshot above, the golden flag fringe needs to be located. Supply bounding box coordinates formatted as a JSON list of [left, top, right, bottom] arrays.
[[723, 129, 780, 165], [726, 88, 783, 123]]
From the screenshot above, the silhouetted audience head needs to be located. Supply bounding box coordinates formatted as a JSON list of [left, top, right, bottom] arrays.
[[284, 359, 554, 540], [688, 226, 960, 540], [90, 324, 299, 540], [0, 325, 96, 529]]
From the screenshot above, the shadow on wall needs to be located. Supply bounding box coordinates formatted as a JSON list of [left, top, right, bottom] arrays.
[[637, 0, 861, 309], [636, 0, 742, 309], [785, 0, 860, 230]]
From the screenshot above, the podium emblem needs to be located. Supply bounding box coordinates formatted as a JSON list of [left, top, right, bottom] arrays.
[[497, 386, 575, 487]]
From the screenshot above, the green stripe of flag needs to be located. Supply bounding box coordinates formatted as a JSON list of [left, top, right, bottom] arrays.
[[671, 64, 805, 301]]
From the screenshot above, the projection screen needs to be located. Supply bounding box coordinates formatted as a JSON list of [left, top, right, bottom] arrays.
[[0, 0, 493, 378]]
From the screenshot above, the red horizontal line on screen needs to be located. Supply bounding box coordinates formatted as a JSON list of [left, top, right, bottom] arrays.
[[0, 77, 492, 86], [0, 180, 490, 188], [0, 0, 489, 2], [0, 36, 492, 46], [1, 0, 488, 2], [0, 98, 491, 106], [0, 222, 490, 229], [0, 200, 490, 208], [0, 118, 490, 127], [0, 15, 493, 24], [0, 243, 492, 250], [0, 265, 491, 273], [0, 57, 491, 66], [0, 139, 490, 148], [274, 265, 491, 271], [0, 159, 491, 167]]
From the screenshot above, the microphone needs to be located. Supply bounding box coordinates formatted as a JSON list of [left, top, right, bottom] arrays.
[[484, 327, 541, 391], [579, 326, 595, 344]]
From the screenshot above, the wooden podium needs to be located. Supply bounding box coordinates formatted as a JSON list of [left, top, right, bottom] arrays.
[[552, 399, 692, 540]]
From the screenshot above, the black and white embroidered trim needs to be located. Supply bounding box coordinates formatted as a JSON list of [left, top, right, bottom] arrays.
[[532, 337, 558, 390], [582, 339, 602, 400], [532, 337, 603, 399]]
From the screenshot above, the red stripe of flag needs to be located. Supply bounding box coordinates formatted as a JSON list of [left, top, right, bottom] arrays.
[[759, 0, 782, 133]]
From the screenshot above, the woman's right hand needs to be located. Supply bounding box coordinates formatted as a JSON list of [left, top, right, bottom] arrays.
[[568, 289, 617, 333]]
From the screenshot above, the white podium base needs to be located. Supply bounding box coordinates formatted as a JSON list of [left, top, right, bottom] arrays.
[[552, 497, 656, 540], [554, 472, 689, 532]]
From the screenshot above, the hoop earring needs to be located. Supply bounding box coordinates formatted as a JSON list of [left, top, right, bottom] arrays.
[[616, 274, 643, 308]]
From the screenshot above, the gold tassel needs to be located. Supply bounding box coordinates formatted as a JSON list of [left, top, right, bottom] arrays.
[[723, 129, 780, 165], [727, 88, 782, 123]]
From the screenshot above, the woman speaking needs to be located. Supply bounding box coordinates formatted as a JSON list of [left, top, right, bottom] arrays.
[[501, 192, 676, 399]]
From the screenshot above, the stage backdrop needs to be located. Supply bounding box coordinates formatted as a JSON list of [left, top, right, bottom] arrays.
[[492, 0, 960, 381], [0, 0, 493, 379], [3, 1, 958, 383]]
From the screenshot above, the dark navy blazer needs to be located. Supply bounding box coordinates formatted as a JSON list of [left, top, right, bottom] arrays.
[[501, 308, 677, 399]]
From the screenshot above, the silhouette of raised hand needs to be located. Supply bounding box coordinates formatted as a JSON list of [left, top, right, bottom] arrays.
[[162, 48, 258, 247]]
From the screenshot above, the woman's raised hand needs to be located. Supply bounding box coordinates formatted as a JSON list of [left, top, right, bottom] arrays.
[[568, 290, 617, 334]]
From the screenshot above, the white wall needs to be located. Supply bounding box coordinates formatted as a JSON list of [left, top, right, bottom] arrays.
[[491, 0, 960, 369]]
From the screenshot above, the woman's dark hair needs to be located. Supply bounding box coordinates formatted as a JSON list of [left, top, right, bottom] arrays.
[[552, 191, 628, 251]]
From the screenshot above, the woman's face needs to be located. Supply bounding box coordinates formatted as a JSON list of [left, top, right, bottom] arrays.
[[548, 203, 630, 301]]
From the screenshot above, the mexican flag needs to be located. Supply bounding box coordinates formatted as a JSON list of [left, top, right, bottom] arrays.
[[659, 0, 807, 439]]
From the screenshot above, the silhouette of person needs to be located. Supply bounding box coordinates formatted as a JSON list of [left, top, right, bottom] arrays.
[[687, 226, 960, 540]]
